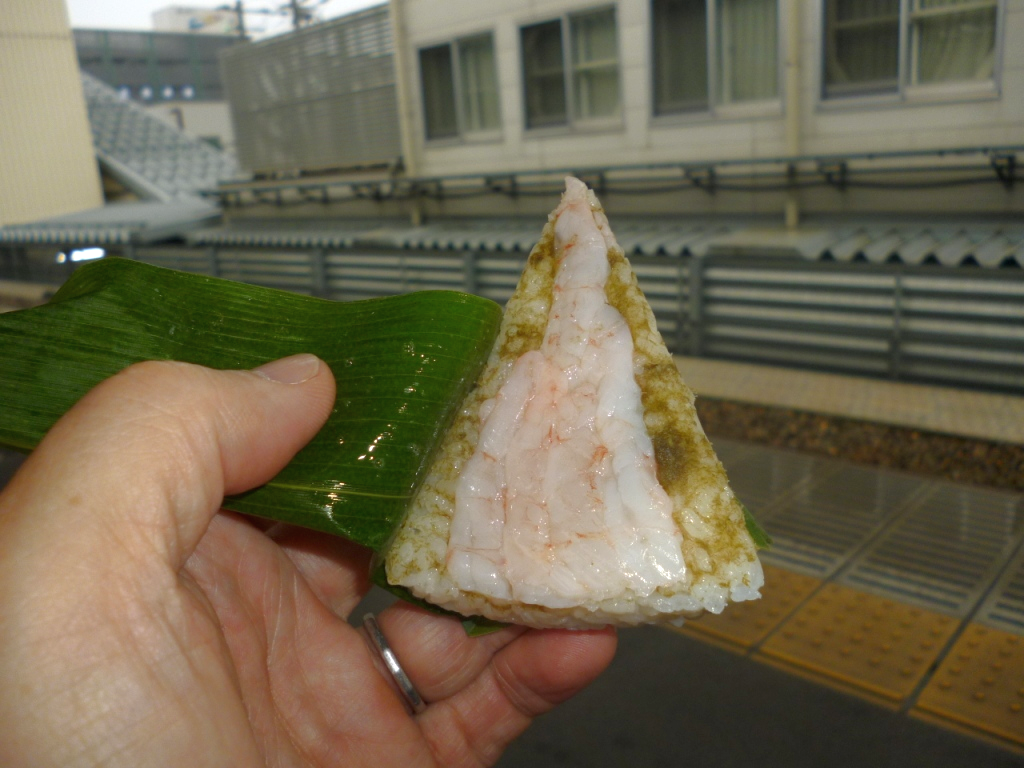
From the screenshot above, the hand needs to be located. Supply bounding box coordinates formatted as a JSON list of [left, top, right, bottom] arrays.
[[0, 356, 616, 767]]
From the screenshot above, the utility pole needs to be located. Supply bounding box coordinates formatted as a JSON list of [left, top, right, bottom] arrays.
[[234, 0, 246, 39], [289, 0, 302, 30]]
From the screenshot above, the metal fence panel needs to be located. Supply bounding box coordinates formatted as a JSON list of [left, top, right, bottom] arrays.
[[220, 7, 401, 175], [213, 249, 314, 292], [900, 273, 1024, 390], [5, 242, 1022, 394], [701, 262, 897, 377]]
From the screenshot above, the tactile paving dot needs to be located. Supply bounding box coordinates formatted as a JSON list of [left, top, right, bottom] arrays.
[[675, 564, 820, 650], [913, 623, 1024, 748], [757, 582, 959, 704]]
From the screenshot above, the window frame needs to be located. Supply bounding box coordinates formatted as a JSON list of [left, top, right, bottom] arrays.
[[519, 5, 624, 133], [417, 31, 502, 144], [819, 0, 1005, 106], [649, 0, 784, 121]]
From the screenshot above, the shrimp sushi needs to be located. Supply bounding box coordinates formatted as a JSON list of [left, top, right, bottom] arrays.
[[385, 177, 764, 628]]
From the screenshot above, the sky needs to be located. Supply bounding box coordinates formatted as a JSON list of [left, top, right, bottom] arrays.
[[65, 0, 382, 38]]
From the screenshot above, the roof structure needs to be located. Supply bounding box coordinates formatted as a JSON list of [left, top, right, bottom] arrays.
[[82, 71, 239, 202], [0, 200, 220, 246], [187, 217, 1024, 268]]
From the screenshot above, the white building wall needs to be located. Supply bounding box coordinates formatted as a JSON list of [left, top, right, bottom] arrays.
[[397, 0, 1023, 180], [0, 0, 103, 226]]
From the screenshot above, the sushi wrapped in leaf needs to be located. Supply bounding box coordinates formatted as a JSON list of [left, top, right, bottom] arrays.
[[385, 177, 764, 628]]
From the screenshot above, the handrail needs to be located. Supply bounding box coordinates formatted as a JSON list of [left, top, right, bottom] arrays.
[[206, 144, 1024, 208]]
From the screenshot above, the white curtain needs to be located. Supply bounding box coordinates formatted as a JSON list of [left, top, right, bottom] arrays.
[[717, 0, 779, 103], [915, 1, 996, 83], [458, 35, 500, 132], [571, 8, 620, 119]]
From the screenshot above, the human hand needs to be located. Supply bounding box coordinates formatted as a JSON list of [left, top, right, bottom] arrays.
[[0, 356, 617, 767]]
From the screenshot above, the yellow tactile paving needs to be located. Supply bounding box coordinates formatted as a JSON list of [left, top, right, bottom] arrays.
[[675, 565, 821, 651], [756, 582, 960, 705], [913, 623, 1024, 749]]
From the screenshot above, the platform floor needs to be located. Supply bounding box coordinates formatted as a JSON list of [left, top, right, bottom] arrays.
[[676, 355, 1024, 445], [683, 438, 1024, 753]]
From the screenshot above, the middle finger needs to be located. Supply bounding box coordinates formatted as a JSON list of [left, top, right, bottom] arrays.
[[376, 601, 527, 703]]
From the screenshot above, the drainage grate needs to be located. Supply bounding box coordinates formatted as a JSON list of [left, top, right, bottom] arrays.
[[759, 461, 925, 578], [976, 543, 1024, 635], [840, 482, 1024, 617]]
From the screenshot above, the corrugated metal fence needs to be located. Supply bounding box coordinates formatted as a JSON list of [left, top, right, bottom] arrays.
[[122, 244, 1024, 393]]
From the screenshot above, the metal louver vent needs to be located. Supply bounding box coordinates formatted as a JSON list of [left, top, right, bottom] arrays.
[[220, 6, 400, 175]]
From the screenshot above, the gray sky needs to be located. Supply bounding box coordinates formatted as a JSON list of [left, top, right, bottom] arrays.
[[65, 0, 381, 37]]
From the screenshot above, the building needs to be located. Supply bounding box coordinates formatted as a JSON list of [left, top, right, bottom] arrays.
[[3, 0, 1022, 393], [0, 0, 103, 226], [74, 28, 241, 152], [388, 0, 1021, 218], [211, 0, 1022, 223], [152, 5, 244, 36]]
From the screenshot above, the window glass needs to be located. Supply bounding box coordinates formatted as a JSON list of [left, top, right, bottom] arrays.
[[570, 8, 620, 119], [717, 0, 778, 103], [823, 0, 998, 97], [913, 0, 996, 84], [522, 20, 568, 128], [652, 0, 778, 114], [824, 0, 900, 95], [420, 44, 459, 139], [652, 0, 709, 114], [458, 35, 501, 132]]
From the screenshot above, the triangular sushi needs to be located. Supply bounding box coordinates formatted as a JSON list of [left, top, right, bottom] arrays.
[[385, 177, 764, 628]]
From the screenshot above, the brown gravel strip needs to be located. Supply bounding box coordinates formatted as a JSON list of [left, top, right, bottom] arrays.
[[696, 397, 1024, 493]]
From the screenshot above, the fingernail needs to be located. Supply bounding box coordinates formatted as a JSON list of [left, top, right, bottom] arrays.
[[253, 354, 321, 384]]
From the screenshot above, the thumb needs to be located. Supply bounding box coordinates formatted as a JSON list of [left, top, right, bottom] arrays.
[[0, 355, 335, 570]]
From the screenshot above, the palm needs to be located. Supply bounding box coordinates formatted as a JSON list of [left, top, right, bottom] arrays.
[[160, 511, 614, 768], [0, 360, 616, 767], [175, 513, 433, 767]]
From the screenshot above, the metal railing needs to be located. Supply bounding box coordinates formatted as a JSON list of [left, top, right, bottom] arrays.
[[5, 243, 1010, 394], [208, 144, 1024, 212], [3, 242, 1022, 393]]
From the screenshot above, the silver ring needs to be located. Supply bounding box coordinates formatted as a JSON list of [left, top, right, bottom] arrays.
[[362, 613, 427, 715]]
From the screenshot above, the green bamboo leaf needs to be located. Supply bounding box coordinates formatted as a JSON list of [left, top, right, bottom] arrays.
[[0, 258, 502, 551], [740, 501, 772, 550]]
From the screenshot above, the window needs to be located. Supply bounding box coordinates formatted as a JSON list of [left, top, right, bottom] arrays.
[[652, 0, 779, 116], [823, 0, 999, 98], [521, 7, 621, 129], [419, 34, 501, 140]]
